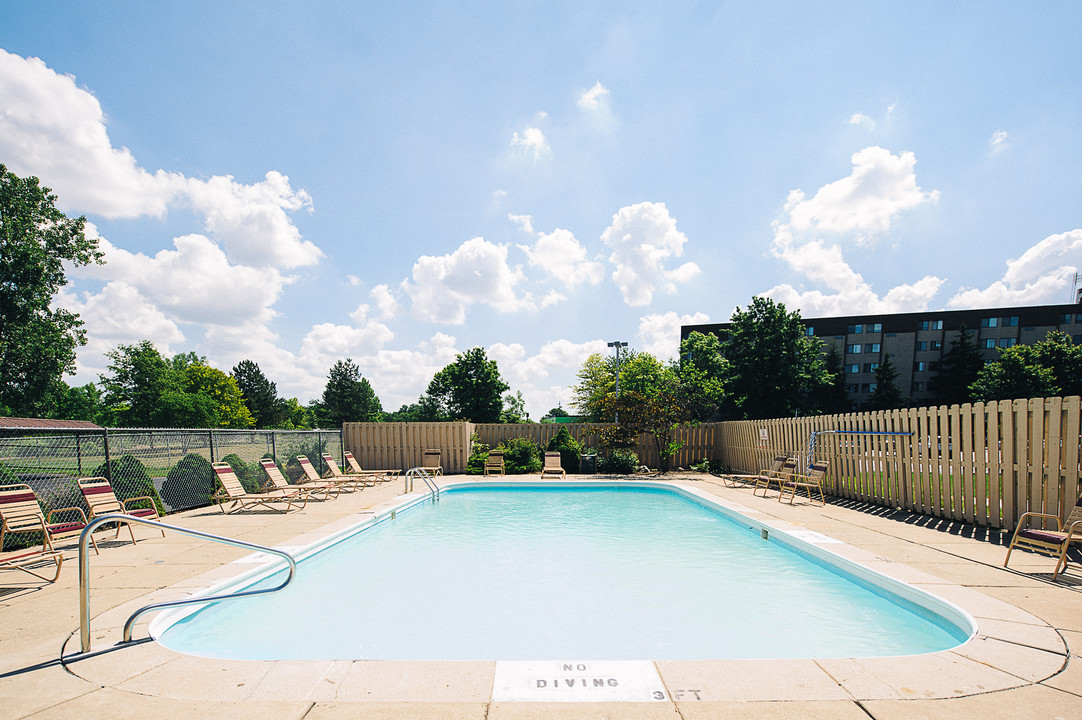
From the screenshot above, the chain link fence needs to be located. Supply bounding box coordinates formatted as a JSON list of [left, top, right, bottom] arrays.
[[0, 427, 341, 552]]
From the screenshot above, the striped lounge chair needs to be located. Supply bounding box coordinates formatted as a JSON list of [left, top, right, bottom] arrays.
[[78, 476, 165, 545]]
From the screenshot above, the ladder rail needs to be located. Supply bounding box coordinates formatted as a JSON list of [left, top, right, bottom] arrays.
[[404, 467, 440, 501], [77, 513, 297, 653]]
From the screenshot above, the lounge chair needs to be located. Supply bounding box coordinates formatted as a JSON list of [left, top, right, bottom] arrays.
[[541, 451, 566, 479], [777, 460, 829, 505], [723, 455, 788, 488], [0, 482, 98, 554], [484, 450, 505, 476], [293, 454, 363, 493], [1004, 494, 1082, 580], [210, 463, 308, 513], [343, 451, 400, 482], [261, 458, 341, 499], [1, 542, 64, 582], [322, 452, 391, 487], [753, 457, 797, 497], [423, 448, 443, 476], [77, 476, 165, 545]]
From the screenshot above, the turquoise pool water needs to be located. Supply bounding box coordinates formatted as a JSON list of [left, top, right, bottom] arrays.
[[154, 484, 973, 661]]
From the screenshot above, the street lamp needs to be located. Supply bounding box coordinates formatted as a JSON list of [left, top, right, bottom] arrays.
[[607, 341, 627, 422]]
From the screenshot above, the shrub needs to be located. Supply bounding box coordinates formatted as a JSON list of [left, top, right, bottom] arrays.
[[499, 436, 542, 474], [465, 434, 489, 475], [221, 453, 262, 493], [91, 453, 166, 515], [159, 453, 215, 510], [545, 427, 582, 474], [598, 449, 639, 475]]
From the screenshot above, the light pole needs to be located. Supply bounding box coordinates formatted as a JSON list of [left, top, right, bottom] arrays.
[[607, 341, 627, 422]]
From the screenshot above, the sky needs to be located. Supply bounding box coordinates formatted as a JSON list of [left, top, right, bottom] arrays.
[[1, 2, 1081, 419]]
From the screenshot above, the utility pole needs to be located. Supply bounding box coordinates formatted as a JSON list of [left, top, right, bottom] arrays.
[[607, 341, 627, 423]]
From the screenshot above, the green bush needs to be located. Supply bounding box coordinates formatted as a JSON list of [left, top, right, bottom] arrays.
[[545, 427, 582, 474], [465, 434, 489, 475], [159, 453, 216, 510], [221, 453, 262, 493], [499, 437, 542, 474], [598, 449, 639, 475], [91, 453, 166, 515]]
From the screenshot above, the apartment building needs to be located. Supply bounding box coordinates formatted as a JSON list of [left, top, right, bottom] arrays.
[[681, 303, 1082, 408]]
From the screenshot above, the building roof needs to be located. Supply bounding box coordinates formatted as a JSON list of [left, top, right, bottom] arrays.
[[0, 417, 103, 430]]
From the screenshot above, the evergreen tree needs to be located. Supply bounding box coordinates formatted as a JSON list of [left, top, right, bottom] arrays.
[[810, 345, 851, 414], [869, 354, 906, 410], [232, 359, 287, 428], [316, 358, 383, 427], [930, 326, 983, 406]]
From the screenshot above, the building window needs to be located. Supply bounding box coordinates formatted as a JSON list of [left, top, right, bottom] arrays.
[[930, 340, 942, 350], [805, 326, 815, 336], [984, 339, 997, 349], [846, 343, 861, 354], [999, 338, 1016, 347], [866, 343, 881, 353], [1061, 313, 1073, 324], [914, 361, 927, 372], [869, 322, 882, 332], [919, 321, 929, 331], [846, 383, 859, 393], [860, 383, 870, 393], [916, 341, 927, 351], [864, 363, 880, 373], [848, 324, 863, 334], [1007, 316, 1019, 326], [930, 320, 943, 330], [845, 364, 860, 373], [1075, 335, 1082, 344], [868, 383, 878, 393], [912, 382, 924, 392]]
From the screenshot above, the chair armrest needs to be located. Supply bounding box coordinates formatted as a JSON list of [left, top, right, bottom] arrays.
[[1015, 511, 1063, 531], [121, 496, 158, 511], [47, 506, 90, 524]]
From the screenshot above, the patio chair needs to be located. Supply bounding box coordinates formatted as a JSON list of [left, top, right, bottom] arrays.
[[260, 458, 341, 499], [541, 451, 566, 479], [77, 476, 165, 545], [1, 541, 64, 583], [322, 452, 391, 487], [753, 457, 797, 497], [0, 483, 98, 555], [293, 454, 364, 493], [343, 451, 400, 482], [723, 455, 788, 488], [423, 448, 443, 476], [484, 450, 505, 476], [777, 460, 829, 505], [1004, 494, 1082, 580], [210, 463, 308, 514]]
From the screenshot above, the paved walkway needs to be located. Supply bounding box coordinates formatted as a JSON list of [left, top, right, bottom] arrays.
[[2, 473, 1080, 719]]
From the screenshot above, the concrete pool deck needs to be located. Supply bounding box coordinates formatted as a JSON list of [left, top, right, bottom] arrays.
[[1, 473, 1080, 719]]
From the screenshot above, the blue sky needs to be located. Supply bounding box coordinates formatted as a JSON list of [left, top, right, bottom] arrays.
[[2, 2, 1080, 418]]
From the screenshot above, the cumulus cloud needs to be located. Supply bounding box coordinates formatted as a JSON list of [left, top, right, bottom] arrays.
[[489, 338, 610, 417], [600, 202, 700, 306], [510, 126, 550, 159], [947, 229, 1082, 308], [370, 283, 402, 319], [508, 213, 535, 235], [402, 237, 531, 323], [761, 147, 944, 315], [519, 228, 605, 290], [638, 311, 710, 361], [578, 81, 610, 111]]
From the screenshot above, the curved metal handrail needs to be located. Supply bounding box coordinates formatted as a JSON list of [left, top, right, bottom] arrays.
[[404, 467, 439, 501], [78, 514, 296, 653]]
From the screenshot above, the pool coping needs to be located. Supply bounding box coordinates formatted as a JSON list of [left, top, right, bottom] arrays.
[[57, 478, 1069, 705]]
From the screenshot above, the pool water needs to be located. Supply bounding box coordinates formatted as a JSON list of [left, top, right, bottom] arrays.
[[154, 484, 972, 661]]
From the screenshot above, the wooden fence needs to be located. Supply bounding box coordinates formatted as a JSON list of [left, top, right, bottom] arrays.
[[343, 396, 1082, 529]]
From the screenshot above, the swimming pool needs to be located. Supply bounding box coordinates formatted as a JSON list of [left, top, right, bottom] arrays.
[[151, 482, 975, 661]]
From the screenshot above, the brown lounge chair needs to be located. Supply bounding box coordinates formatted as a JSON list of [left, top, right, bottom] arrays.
[[261, 458, 340, 499], [343, 451, 399, 483], [322, 452, 389, 488], [293, 454, 365, 493], [210, 463, 308, 513], [0, 482, 98, 555], [423, 448, 443, 476], [723, 455, 789, 487], [753, 457, 798, 497], [777, 460, 829, 505], [484, 450, 505, 476], [78, 476, 166, 545], [541, 451, 566, 479], [1004, 494, 1082, 580]]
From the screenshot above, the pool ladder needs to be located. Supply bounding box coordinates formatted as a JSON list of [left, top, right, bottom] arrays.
[[404, 467, 440, 501], [75, 514, 297, 654]]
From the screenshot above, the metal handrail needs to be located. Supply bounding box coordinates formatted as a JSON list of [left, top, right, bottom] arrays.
[[404, 467, 439, 501], [77, 514, 297, 653]]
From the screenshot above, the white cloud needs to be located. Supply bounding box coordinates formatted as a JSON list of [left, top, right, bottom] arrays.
[[578, 81, 610, 111], [508, 213, 535, 235], [990, 129, 1009, 155], [489, 338, 610, 418], [762, 147, 945, 315], [402, 237, 531, 323], [947, 229, 1082, 308], [638, 311, 710, 361], [848, 112, 874, 129], [370, 283, 402, 319], [510, 126, 550, 159], [600, 202, 700, 306], [520, 228, 605, 290]]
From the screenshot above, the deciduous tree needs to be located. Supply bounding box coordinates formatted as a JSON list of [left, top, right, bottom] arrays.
[[315, 359, 383, 427], [970, 331, 1082, 401], [425, 348, 508, 423]]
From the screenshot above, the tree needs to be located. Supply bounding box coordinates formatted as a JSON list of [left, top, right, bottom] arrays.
[[869, 354, 906, 410], [930, 326, 982, 406], [570, 352, 621, 422], [100, 341, 178, 426], [0, 165, 103, 416], [722, 297, 830, 419], [48, 381, 106, 423], [810, 345, 850, 415], [183, 364, 254, 428], [676, 331, 729, 421], [594, 367, 692, 473], [501, 391, 527, 423], [232, 360, 287, 428], [315, 359, 383, 427], [970, 331, 1082, 401], [383, 396, 446, 422], [424, 348, 509, 423], [540, 406, 572, 421]]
